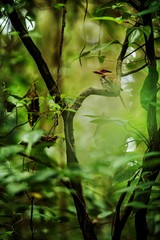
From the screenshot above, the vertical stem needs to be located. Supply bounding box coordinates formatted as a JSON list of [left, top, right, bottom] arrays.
[[62, 110, 97, 240], [134, 2, 160, 239], [57, 0, 67, 83]]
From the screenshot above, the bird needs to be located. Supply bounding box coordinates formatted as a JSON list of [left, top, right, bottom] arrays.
[[93, 69, 125, 107]]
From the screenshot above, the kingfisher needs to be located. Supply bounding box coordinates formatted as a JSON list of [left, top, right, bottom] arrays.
[[93, 69, 125, 107]]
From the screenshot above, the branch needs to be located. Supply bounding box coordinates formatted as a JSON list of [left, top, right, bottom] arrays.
[[122, 63, 148, 76], [2, 0, 60, 102], [62, 179, 97, 240], [112, 170, 139, 240], [116, 24, 139, 82], [71, 87, 119, 115], [62, 87, 119, 240], [122, 42, 146, 61], [134, 6, 160, 239]]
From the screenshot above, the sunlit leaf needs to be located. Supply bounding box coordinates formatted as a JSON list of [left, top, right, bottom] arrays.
[[128, 28, 141, 44], [126, 27, 136, 36], [8, 31, 19, 36], [22, 130, 45, 145], [53, 3, 65, 10], [114, 165, 138, 183], [92, 16, 124, 24], [21, 129, 45, 155], [98, 210, 113, 219]]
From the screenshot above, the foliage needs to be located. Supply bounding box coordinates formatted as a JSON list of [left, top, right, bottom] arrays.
[[0, 0, 160, 239]]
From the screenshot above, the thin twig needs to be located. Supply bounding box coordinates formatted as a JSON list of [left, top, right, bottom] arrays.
[[79, 0, 88, 66], [0, 121, 28, 138], [57, 0, 67, 83], [122, 63, 148, 76], [25, 192, 35, 240]]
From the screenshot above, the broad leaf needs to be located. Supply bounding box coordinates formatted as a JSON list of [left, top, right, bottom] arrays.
[[140, 67, 158, 111], [114, 165, 138, 183], [135, 0, 160, 16], [140, 26, 151, 40], [21, 129, 45, 155], [22, 129, 45, 145], [85, 115, 128, 126], [0, 145, 23, 160]]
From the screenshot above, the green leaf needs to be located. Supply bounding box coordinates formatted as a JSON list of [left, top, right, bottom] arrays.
[[127, 26, 151, 44], [53, 3, 65, 10], [140, 67, 158, 111], [76, 41, 120, 62], [5, 3, 14, 14], [128, 28, 141, 44], [8, 31, 19, 36], [98, 210, 113, 219], [21, 130, 45, 155], [126, 201, 148, 209], [115, 185, 136, 194], [22, 130, 45, 145], [98, 55, 105, 63], [135, 1, 160, 16], [80, 51, 91, 57], [95, 3, 125, 13], [114, 165, 138, 183], [28, 31, 42, 39], [85, 115, 128, 126], [91, 40, 120, 53], [7, 182, 28, 195], [140, 26, 151, 40], [0, 145, 23, 161], [30, 169, 57, 183], [126, 27, 136, 37], [92, 16, 123, 24]]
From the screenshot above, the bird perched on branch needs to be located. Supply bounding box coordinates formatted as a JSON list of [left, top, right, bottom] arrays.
[[93, 69, 125, 107]]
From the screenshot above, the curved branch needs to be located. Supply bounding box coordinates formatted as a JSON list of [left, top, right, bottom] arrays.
[[62, 87, 119, 240], [71, 87, 118, 115]]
